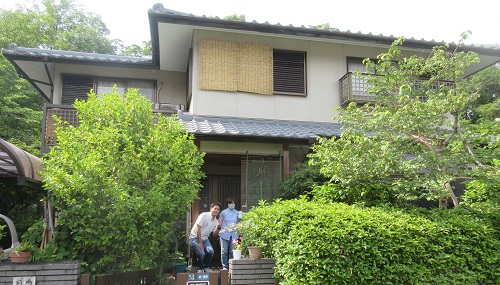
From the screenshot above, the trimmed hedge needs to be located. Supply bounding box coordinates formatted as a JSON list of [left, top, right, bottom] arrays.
[[239, 199, 499, 284]]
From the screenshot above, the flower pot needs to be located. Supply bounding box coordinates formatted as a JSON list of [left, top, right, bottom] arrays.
[[247, 246, 263, 260], [232, 249, 242, 260], [9, 251, 32, 263]]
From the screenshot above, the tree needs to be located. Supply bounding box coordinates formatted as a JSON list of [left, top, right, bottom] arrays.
[[0, 0, 116, 53], [117, 40, 152, 58], [278, 161, 327, 200], [222, 14, 245, 21], [0, 0, 121, 156], [0, 55, 45, 155], [40, 89, 204, 273], [310, 34, 499, 208]]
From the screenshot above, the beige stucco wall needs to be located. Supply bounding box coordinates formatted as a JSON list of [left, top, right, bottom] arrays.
[[200, 141, 283, 155], [190, 29, 396, 123], [51, 63, 186, 106]]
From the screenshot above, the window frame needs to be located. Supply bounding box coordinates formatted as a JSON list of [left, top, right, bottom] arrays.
[[96, 77, 156, 102], [61, 74, 156, 104]]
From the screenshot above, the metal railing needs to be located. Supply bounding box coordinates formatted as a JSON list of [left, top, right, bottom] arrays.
[[339, 72, 455, 106], [42, 104, 180, 153]]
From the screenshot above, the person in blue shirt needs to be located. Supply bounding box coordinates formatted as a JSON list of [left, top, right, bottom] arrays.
[[218, 197, 240, 270]]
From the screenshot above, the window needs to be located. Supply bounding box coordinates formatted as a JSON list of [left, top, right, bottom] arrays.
[[97, 79, 155, 102], [347, 57, 374, 74], [62, 74, 156, 105], [273, 50, 306, 96], [198, 40, 306, 96], [61, 75, 94, 105]]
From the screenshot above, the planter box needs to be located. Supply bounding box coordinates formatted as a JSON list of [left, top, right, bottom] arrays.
[[0, 260, 80, 285]]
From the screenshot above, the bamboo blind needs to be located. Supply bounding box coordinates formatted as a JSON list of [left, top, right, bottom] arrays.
[[199, 40, 273, 95], [199, 40, 238, 91], [237, 43, 273, 95]]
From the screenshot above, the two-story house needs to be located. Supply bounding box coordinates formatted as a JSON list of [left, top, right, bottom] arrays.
[[3, 4, 500, 218]]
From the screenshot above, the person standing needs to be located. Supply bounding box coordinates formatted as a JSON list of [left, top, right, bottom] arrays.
[[189, 202, 222, 273], [218, 197, 239, 270]]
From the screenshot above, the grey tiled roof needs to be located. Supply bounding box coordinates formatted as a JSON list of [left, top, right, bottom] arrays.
[[177, 111, 342, 140], [2, 44, 153, 66], [149, 4, 500, 51]]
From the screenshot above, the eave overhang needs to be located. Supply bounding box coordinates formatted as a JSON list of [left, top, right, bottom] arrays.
[[1, 44, 155, 102], [148, 4, 500, 75]]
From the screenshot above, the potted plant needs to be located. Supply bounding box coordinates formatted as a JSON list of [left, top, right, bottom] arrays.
[[247, 242, 265, 260], [171, 251, 187, 276], [232, 237, 242, 260], [9, 242, 38, 263]]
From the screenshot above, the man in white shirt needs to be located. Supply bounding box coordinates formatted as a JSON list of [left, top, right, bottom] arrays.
[[189, 202, 222, 273]]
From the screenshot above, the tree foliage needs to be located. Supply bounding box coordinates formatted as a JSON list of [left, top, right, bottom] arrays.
[[0, 0, 121, 156], [117, 40, 152, 58], [40, 89, 205, 273], [0, 0, 116, 53], [0, 55, 45, 155], [278, 161, 327, 200], [310, 35, 499, 208]]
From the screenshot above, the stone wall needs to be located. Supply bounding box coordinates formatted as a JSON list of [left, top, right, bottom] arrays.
[[229, 259, 275, 284], [0, 261, 80, 285]]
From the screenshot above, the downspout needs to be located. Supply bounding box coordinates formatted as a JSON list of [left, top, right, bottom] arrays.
[[279, 151, 282, 181], [155, 81, 164, 105], [245, 151, 248, 211]]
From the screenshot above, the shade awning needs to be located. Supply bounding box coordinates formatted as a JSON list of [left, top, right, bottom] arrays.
[[0, 138, 43, 188]]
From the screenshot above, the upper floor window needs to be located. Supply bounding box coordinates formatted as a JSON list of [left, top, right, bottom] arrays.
[[62, 74, 155, 105], [273, 50, 306, 96], [97, 79, 155, 102], [347, 57, 374, 74], [198, 40, 306, 96]]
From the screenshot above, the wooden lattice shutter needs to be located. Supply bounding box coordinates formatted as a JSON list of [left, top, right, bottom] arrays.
[[273, 50, 306, 95], [62, 74, 94, 104]]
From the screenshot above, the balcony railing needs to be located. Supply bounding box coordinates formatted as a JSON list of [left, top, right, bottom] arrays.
[[42, 104, 182, 153], [339, 72, 455, 106]]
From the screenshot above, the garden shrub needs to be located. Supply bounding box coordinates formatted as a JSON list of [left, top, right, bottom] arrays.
[[41, 90, 205, 274], [0, 224, 5, 240], [240, 199, 499, 284], [278, 161, 327, 200]]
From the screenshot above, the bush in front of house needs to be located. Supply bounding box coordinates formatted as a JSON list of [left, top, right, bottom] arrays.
[[240, 199, 499, 284], [40, 89, 205, 274]]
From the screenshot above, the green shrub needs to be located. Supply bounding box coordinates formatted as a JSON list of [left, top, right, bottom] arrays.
[[0, 224, 5, 240], [41, 90, 205, 274], [278, 162, 327, 200], [240, 199, 499, 284]]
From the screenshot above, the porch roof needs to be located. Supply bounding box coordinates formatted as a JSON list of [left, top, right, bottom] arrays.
[[177, 111, 342, 141]]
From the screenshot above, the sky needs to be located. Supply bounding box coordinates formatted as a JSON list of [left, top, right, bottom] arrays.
[[2, 0, 499, 47]]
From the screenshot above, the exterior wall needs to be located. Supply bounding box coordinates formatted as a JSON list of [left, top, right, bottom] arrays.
[[190, 29, 397, 123], [51, 64, 186, 106]]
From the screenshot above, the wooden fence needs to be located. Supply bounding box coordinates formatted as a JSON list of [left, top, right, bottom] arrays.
[[81, 268, 157, 285]]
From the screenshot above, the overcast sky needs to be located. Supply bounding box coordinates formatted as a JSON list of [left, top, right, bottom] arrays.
[[3, 0, 499, 46]]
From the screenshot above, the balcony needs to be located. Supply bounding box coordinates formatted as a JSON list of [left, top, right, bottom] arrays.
[[339, 72, 455, 106], [339, 72, 377, 106], [42, 104, 183, 154]]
